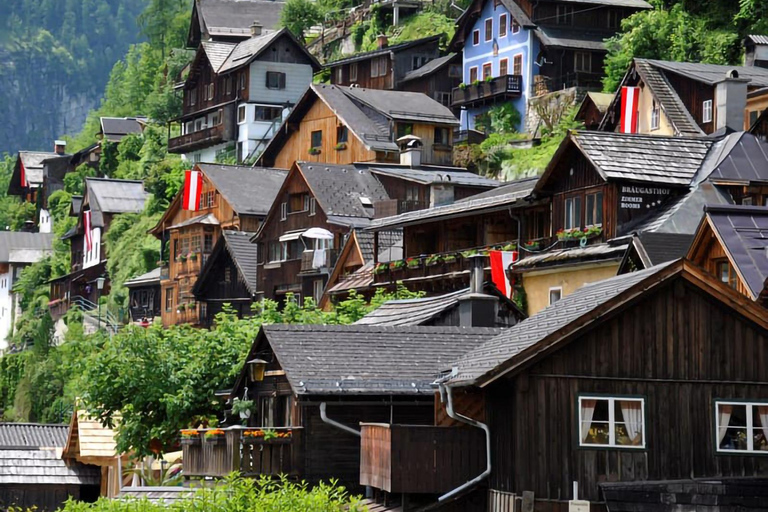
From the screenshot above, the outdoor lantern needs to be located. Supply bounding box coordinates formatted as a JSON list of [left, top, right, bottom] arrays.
[[247, 359, 268, 382], [96, 276, 106, 291]]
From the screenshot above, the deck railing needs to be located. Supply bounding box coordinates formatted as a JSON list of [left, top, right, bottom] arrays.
[[451, 75, 523, 108], [168, 125, 226, 153]]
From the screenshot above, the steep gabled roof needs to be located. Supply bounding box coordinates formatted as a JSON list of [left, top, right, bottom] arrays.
[[449, 260, 768, 387], [326, 36, 442, 68], [700, 131, 768, 185], [367, 164, 498, 187], [99, 117, 146, 143], [241, 324, 503, 395], [194, 230, 259, 297], [218, 28, 321, 73], [124, 267, 162, 288], [401, 53, 458, 83], [643, 59, 768, 87], [85, 178, 147, 228], [343, 86, 458, 126], [0, 232, 54, 264], [690, 205, 768, 301], [198, 164, 287, 216], [62, 409, 119, 462], [7, 151, 59, 194], [626, 232, 693, 269], [190, 0, 286, 43], [0, 423, 68, 448]]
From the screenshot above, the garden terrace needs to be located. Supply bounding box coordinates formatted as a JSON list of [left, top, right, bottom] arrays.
[[180, 427, 303, 480]]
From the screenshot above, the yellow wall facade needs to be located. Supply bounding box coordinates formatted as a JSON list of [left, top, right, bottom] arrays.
[[636, 84, 675, 135], [522, 262, 620, 316], [745, 93, 768, 129]]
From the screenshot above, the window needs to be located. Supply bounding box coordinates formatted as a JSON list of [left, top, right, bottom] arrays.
[[607, 9, 621, 29], [449, 64, 462, 78], [238, 105, 246, 123], [469, 66, 478, 83], [716, 260, 738, 289], [703, 99, 713, 123], [335, 66, 343, 83], [350, 63, 358, 82], [336, 126, 348, 145], [396, 123, 413, 139], [585, 191, 603, 226], [743, 196, 753, 206], [499, 14, 508, 37], [226, 76, 232, 95], [579, 396, 645, 448], [371, 56, 388, 78], [279, 395, 293, 427], [499, 58, 508, 76], [564, 196, 582, 230], [289, 193, 309, 213], [548, 287, 562, 305], [412, 56, 429, 70], [513, 54, 522, 76], [309, 197, 317, 216], [165, 287, 174, 312], [260, 396, 275, 427], [371, 58, 379, 77], [574, 52, 591, 73], [280, 202, 287, 221], [482, 63, 492, 80], [254, 106, 282, 121], [651, 100, 660, 130], [266, 71, 286, 89], [204, 234, 213, 253], [269, 241, 287, 262], [716, 401, 768, 453], [511, 17, 520, 34], [556, 4, 574, 25], [437, 91, 452, 106], [311, 130, 322, 148], [434, 127, 449, 145], [208, 83, 214, 100], [211, 111, 220, 126], [313, 279, 324, 304], [224, 267, 232, 284], [191, 90, 196, 106], [240, 72, 247, 90], [472, 29, 480, 46], [484, 18, 493, 42]]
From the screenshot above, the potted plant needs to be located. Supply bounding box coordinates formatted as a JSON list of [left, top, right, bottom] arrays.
[[179, 253, 188, 263], [308, 147, 321, 156], [178, 304, 186, 313], [523, 240, 540, 251], [231, 398, 255, 421], [406, 257, 420, 270], [584, 225, 603, 239], [458, 82, 467, 90], [175, 255, 183, 263], [426, 254, 443, 267], [334, 142, 347, 151], [373, 262, 389, 275], [188, 252, 197, 261], [443, 253, 457, 264], [389, 260, 405, 271], [501, 243, 517, 252], [204, 429, 226, 445], [460, 249, 478, 259], [180, 429, 201, 446]]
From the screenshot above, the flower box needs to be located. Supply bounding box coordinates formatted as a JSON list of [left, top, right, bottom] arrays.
[[204, 429, 226, 445], [181, 436, 201, 446], [242, 429, 293, 445]]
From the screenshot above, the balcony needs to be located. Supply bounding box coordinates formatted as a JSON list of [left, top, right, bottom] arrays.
[[168, 124, 226, 154], [451, 75, 523, 108], [300, 249, 340, 273], [360, 423, 486, 494], [181, 427, 303, 479], [373, 199, 426, 219]]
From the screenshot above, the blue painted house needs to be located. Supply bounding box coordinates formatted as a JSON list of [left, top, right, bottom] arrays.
[[448, 0, 651, 132]]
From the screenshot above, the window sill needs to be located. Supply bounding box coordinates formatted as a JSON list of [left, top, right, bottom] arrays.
[[264, 262, 282, 269]]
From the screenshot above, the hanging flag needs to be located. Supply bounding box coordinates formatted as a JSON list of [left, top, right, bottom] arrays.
[[182, 169, 203, 211], [620, 86, 639, 134], [19, 161, 26, 188], [84, 210, 92, 252], [489, 250, 518, 298]]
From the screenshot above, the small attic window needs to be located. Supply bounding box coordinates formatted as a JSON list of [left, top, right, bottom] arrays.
[[359, 196, 373, 208]]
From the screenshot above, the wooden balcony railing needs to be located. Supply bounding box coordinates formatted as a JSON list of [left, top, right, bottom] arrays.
[[300, 249, 340, 273], [360, 423, 486, 494], [181, 427, 303, 479], [373, 199, 427, 219], [451, 75, 523, 108], [168, 124, 226, 153]]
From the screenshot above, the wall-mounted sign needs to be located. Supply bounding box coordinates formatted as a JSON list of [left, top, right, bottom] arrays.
[[619, 185, 671, 210]]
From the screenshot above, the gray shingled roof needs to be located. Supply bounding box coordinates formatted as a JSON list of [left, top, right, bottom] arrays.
[[632, 181, 731, 234], [356, 288, 470, 326], [701, 131, 768, 185], [99, 117, 146, 143], [368, 165, 498, 188], [298, 162, 389, 222], [400, 53, 457, 83], [0, 448, 101, 485], [632, 232, 693, 266], [0, 423, 68, 448], [343, 87, 459, 126], [356, 230, 375, 263], [370, 177, 534, 230], [451, 263, 673, 385], [199, 164, 287, 216], [513, 242, 628, 271], [222, 230, 259, 293], [218, 29, 283, 72], [326, 36, 441, 68], [124, 267, 162, 288], [0, 232, 53, 263], [705, 205, 768, 300], [555, 0, 650, 6], [645, 59, 768, 87], [571, 131, 714, 186], [18, 151, 58, 185], [196, 0, 286, 36], [86, 178, 147, 227], [202, 40, 237, 71], [747, 35, 768, 45], [535, 26, 608, 51], [262, 324, 503, 394]]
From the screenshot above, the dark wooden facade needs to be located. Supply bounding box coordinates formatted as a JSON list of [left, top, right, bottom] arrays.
[[0, 484, 99, 512], [127, 282, 161, 322], [399, 54, 462, 113], [664, 72, 716, 134], [194, 242, 254, 327]]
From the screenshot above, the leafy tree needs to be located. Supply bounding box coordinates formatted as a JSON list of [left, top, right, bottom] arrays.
[[280, 0, 323, 42]]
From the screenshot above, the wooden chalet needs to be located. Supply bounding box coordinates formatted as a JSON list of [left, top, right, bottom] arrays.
[[599, 59, 768, 136], [327, 35, 441, 91], [123, 268, 162, 322], [575, 92, 614, 130], [62, 410, 125, 499], [49, 178, 148, 320], [687, 205, 768, 308], [0, 423, 100, 511], [255, 84, 459, 169], [186, 0, 287, 48], [7, 144, 67, 204], [180, 323, 501, 493], [361, 260, 768, 511], [399, 53, 463, 113], [98, 117, 146, 143], [149, 163, 286, 327], [317, 229, 377, 310], [193, 230, 259, 326]]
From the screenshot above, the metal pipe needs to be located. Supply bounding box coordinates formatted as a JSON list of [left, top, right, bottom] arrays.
[[319, 402, 360, 437], [436, 371, 492, 503]]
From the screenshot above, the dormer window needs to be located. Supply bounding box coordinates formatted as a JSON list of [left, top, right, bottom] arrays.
[[703, 99, 713, 123]]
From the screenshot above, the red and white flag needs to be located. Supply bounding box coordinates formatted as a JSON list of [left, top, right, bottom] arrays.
[[489, 250, 518, 298], [19, 161, 26, 188], [84, 210, 92, 252], [182, 169, 203, 211], [620, 86, 639, 134]]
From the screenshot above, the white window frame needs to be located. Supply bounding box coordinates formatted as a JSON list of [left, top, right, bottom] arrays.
[[715, 400, 768, 454], [499, 57, 509, 76], [651, 100, 660, 130], [469, 66, 479, 83], [511, 16, 520, 34], [237, 105, 247, 124], [548, 287, 562, 305], [350, 62, 358, 82], [513, 53, 523, 76], [309, 197, 317, 216], [703, 99, 713, 123], [336, 66, 343, 83], [482, 62, 492, 80], [574, 51, 591, 73], [280, 202, 287, 221], [472, 29, 480, 46], [578, 396, 646, 449], [499, 13, 508, 38], [484, 17, 493, 42]]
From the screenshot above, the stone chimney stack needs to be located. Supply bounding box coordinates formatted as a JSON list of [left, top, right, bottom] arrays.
[[251, 20, 263, 37], [458, 255, 499, 328], [377, 34, 389, 49], [397, 135, 422, 168], [715, 70, 749, 132], [54, 140, 67, 155]]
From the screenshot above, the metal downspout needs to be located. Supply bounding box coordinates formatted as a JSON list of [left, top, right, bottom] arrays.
[[436, 370, 492, 503], [319, 402, 361, 437]]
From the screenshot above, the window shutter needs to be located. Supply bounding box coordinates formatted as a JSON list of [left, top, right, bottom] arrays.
[[279, 72, 286, 89]]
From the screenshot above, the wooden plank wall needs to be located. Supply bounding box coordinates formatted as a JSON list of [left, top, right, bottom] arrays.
[[665, 73, 715, 134], [489, 278, 768, 502]]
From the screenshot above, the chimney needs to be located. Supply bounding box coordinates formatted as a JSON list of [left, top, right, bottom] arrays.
[[377, 34, 389, 49], [457, 255, 499, 328], [54, 140, 67, 155], [250, 20, 263, 37], [715, 71, 749, 132], [397, 135, 422, 168]]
